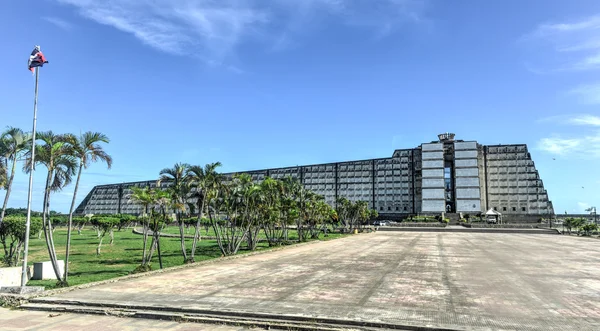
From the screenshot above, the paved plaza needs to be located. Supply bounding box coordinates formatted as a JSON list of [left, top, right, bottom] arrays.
[[32, 232, 600, 330]]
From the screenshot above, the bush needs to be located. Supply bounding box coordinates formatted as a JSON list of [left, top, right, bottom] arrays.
[[580, 223, 598, 236], [131, 264, 152, 274], [0, 216, 43, 266], [115, 214, 137, 231]]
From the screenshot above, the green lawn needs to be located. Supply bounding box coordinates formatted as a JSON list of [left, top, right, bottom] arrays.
[[2, 226, 345, 290]]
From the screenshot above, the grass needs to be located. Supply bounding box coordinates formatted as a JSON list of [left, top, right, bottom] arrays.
[[2, 226, 346, 290]]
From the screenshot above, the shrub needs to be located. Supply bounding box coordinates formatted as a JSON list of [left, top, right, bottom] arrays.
[[580, 223, 598, 236], [131, 264, 152, 274], [90, 217, 121, 255], [0, 216, 43, 266], [115, 214, 137, 231]]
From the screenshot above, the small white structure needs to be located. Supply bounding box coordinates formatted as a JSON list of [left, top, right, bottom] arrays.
[[32, 260, 64, 280], [0, 267, 32, 287], [485, 208, 503, 224]]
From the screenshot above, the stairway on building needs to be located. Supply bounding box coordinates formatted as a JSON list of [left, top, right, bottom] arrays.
[[445, 213, 461, 225]]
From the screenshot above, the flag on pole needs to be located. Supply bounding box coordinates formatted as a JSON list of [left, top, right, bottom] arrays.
[[28, 45, 48, 72]]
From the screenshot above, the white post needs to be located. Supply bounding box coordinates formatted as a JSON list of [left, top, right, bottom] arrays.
[[21, 66, 40, 287]]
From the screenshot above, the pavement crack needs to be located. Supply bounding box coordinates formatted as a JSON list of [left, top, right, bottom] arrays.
[[437, 234, 456, 313], [357, 233, 422, 307]]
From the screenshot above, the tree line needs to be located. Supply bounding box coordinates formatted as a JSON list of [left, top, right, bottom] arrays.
[[128, 163, 379, 272], [562, 217, 599, 236]]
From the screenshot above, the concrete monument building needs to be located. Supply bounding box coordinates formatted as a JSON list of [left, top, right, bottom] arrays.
[[75, 133, 554, 219]]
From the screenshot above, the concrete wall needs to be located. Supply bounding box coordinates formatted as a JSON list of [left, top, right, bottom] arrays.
[[420, 143, 445, 212], [454, 141, 481, 213], [484, 145, 554, 215]]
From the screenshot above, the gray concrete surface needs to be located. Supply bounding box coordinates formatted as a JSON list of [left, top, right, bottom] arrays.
[[0, 307, 248, 331], [33, 233, 600, 330]]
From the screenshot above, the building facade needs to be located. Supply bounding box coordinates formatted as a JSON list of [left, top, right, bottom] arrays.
[[75, 133, 554, 219]]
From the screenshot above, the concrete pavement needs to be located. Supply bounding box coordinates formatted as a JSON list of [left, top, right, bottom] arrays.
[[0, 307, 248, 330], [25, 232, 600, 330]]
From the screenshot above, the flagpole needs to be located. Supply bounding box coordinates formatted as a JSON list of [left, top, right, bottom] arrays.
[[21, 66, 40, 288]]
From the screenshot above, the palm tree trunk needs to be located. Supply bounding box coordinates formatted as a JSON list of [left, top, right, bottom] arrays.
[[141, 207, 149, 266], [64, 161, 83, 284], [96, 236, 103, 256], [190, 202, 204, 262], [147, 236, 157, 262], [0, 157, 18, 225], [42, 170, 62, 282], [177, 212, 188, 262], [156, 234, 163, 269]]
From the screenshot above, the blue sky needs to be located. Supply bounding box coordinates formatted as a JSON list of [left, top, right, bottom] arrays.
[[1, 0, 599, 214]]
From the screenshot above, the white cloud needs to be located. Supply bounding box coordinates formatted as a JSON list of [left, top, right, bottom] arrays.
[[538, 114, 600, 126], [56, 0, 429, 61], [538, 131, 600, 157], [538, 137, 581, 155], [42, 16, 73, 30], [522, 15, 600, 72], [567, 114, 600, 126], [568, 83, 600, 104]]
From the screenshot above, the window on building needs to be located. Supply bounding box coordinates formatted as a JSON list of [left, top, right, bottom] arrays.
[[512, 207, 516, 212], [503, 207, 507, 211], [380, 206, 383, 211], [388, 206, 391, 211], [493, 207, 497, 211], [404, 206, 407, 211], [395, 206, 399, 211], [522, 207, 526, 212]]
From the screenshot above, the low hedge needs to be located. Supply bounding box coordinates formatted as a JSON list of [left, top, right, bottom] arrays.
[[390, 222, 446, 227], [464, 223, 541, 229]]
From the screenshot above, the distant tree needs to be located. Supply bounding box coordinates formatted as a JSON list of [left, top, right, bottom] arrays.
[[116, 214, 136, 231], [129, 186, 154, 268], [369, 209, 379, 221], [261, 177, 286, 246], [564, 217, 585, 235], [147, 189, 170, 269], [64, 132, 112, 284], [581, 223, 598, 236], [209, 173, 258, 256], [0, 127, 30, 226], [90, 217, 119, 255], [186, 162, 222, 262], [158, 163, 190, 263]]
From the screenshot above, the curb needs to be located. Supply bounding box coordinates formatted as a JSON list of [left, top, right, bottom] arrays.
[[22, 300, 463, 331]]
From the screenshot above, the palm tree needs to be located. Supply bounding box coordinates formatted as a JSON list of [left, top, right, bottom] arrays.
[[0, 158, 7, 190], [26, 131, 77, 283], [129, 186, 154, 267], [0, 127, 30, 225], [150, 189, 171, 269], [158, 163, 190, 262], [186, 162, 222, 262], [63, 132, 112, 284]]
